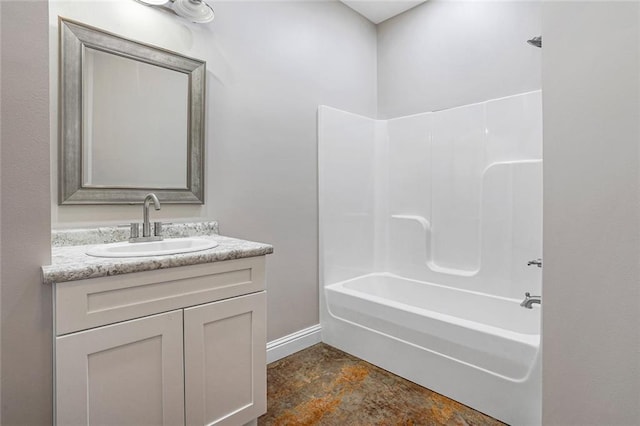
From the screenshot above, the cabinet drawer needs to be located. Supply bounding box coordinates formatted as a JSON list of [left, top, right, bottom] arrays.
[[55, 257, 265, 335]]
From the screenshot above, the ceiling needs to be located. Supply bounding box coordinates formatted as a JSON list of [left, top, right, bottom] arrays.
[[340, 0, 427, 24]]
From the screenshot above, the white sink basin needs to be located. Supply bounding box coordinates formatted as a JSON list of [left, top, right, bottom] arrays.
[[86, 238, 218, 258]]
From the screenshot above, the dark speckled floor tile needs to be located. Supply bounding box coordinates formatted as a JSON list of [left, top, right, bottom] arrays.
[[258, 343, 505, 426]]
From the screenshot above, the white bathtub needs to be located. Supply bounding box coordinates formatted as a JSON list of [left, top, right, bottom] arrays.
[[323, 273, 541, 425]]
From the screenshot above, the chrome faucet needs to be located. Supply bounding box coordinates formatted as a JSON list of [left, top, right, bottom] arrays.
[[520, 292, 541, 309], [143, 193, 161, 237], [129, 193, 163, 243]]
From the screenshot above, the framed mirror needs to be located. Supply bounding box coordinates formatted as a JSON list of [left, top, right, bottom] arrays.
[[58, 18, 206, 204]]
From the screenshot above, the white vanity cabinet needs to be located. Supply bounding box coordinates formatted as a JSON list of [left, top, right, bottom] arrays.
[[53, 256, 267, 426]]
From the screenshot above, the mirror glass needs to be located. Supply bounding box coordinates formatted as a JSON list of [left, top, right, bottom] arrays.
[[59, 18, 206, 204], [82, 48, 189, 188]]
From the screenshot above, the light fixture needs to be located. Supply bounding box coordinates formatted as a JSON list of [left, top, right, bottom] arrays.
[[173, 0, 214, 24], [137, 0, 214, 24]]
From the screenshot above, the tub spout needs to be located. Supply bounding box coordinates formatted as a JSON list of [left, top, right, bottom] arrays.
[[520, 292, 541, 309]]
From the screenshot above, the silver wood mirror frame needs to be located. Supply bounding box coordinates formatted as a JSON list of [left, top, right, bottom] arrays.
[[58, 18, 206, 205]]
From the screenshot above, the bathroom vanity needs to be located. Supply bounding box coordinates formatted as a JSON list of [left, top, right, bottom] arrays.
[[42, 223, 273, 426]]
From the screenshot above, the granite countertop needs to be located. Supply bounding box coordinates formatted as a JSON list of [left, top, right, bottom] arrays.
[[42, 222, 273, 285]]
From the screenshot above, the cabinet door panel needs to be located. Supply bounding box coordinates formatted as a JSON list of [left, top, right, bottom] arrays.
[[184, 292, 266, 426], [56, 310, 184, 426]]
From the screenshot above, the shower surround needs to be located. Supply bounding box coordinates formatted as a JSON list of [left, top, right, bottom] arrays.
[[319, 91, 542, 425]]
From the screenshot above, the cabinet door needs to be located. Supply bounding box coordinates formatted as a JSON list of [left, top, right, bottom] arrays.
[[184, 292, 266, 426], [56, 310, 185, 426]]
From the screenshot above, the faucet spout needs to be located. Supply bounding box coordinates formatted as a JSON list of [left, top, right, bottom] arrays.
[[520, 292, 541, 309], [142, 193, 161, 237]]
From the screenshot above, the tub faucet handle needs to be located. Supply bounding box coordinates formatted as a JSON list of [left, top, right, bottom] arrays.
[[527, 258, 542, 268]]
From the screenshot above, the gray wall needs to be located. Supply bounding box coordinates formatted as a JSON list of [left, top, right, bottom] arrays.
[[204, 2, 377, 340], [377, 0, 541, 118], [0, 1, 52, 424], [542, 2, 640, 424], [49, 0, 377, 342]]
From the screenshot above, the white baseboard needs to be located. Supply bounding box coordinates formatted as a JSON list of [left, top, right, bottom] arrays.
[[266, 324, 322, 364]]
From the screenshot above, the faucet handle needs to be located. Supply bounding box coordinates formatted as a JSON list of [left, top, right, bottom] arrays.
[[130, 223, 139, 239], [154, 222, 163, 238], [527, 258, 542, 267]]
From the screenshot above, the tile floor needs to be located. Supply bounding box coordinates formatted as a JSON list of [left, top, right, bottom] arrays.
[[258, 343, 505, 426]]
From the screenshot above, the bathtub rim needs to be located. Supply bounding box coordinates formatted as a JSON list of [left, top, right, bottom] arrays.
[[324, 272, 541, 382], [325, 272, 540, 340]]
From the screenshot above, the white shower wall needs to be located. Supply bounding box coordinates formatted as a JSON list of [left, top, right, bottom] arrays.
[[320, 90, 542, 300], [318, 108, 378, 285]]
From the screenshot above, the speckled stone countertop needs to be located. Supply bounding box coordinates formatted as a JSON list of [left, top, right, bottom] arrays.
[[51, 221, 221, 247], [42, 222, 273, 285]]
